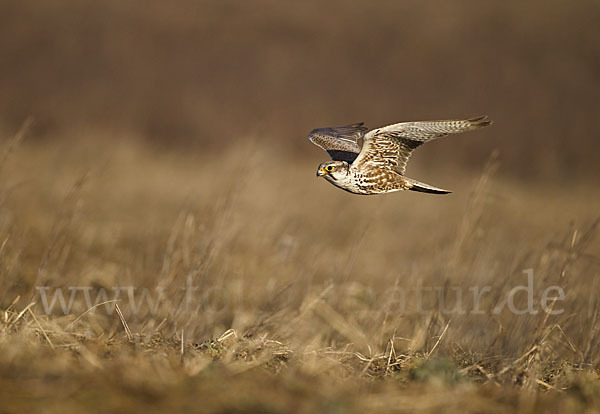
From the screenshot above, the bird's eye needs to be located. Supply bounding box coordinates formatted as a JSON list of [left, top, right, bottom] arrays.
[[325, 165, 334, 172]]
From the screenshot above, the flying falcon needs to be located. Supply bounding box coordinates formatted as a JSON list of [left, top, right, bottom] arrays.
[[308, 116, 492, 195]]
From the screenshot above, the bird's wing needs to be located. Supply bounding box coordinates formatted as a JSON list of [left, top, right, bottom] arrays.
[[353, 116, 492, 175], [308, 123, 368, 163]]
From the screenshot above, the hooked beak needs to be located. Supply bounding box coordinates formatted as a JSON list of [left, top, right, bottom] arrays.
[[317, 168, 327, 177]]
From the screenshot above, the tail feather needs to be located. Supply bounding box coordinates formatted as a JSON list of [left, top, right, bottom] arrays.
[[405, 177, 451, 195]]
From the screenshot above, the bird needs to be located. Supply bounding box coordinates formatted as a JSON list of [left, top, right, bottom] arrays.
[[308, 116, 492, 195]]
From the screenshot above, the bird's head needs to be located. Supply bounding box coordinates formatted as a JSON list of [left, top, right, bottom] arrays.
[[316, 161, 349, 181]]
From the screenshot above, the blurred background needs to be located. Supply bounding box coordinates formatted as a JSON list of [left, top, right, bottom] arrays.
[[1, 0, 599, 178], [1, 3, 600, 410]]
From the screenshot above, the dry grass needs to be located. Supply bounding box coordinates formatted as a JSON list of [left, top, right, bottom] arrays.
[[0, 125, 598, 413], [1, 1, 599, 411]]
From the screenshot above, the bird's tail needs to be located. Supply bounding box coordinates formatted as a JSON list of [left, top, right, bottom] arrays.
[[405, 177, 451, 194]]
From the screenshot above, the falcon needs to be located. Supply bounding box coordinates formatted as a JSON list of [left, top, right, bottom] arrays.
[[308, 116, 492, 195]]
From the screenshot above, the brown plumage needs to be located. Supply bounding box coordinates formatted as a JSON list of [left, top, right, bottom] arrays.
[[309, 116, 492, 195]]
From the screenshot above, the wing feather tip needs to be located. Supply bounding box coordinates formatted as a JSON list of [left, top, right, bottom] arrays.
[[468, 115, 493, 128]]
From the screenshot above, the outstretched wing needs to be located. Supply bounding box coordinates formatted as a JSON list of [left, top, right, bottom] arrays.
[[353, 116, 492, 175], [308, 123, 368, 163]]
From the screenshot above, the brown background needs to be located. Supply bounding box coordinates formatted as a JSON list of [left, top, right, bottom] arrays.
[[1, 2, 600, 411], [1, 0, 599, 178]]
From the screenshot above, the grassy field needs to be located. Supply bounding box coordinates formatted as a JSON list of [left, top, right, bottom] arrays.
[[1, 0, 599, 412], [0, 123, 598, 413]]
